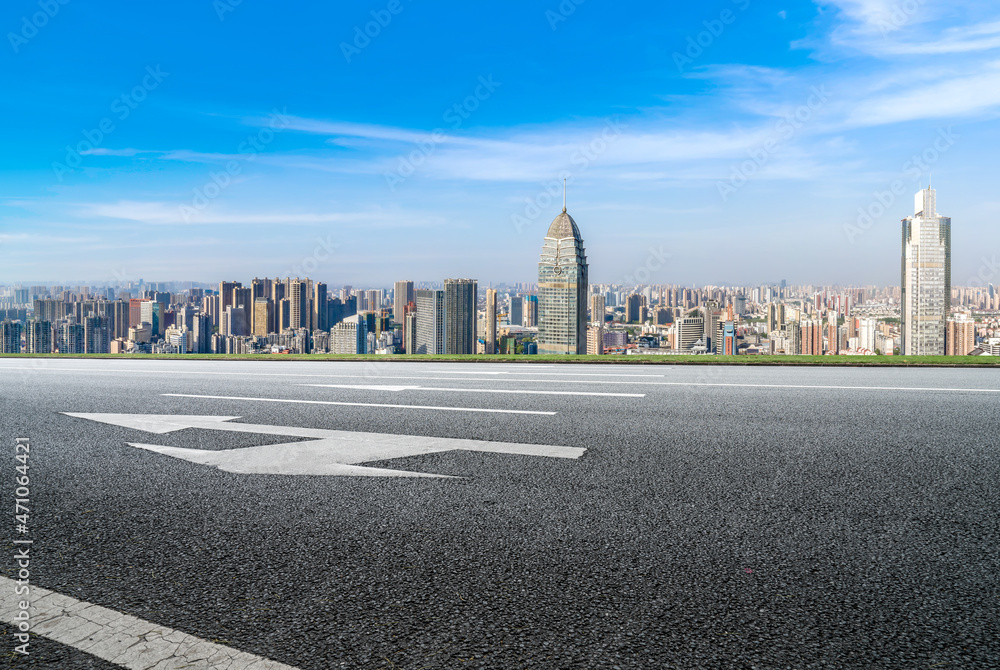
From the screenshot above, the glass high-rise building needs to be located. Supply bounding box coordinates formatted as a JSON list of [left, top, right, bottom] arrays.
[[901, 187, 951, 355], [414, 289, 445, 355], [443, 278, 477, 355], [537, 207, 588, 354], [484, 288, 497, 354], [394, 280, 414, 324]]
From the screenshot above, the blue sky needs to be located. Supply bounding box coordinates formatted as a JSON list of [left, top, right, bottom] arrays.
[[2, 0, 999, 288]]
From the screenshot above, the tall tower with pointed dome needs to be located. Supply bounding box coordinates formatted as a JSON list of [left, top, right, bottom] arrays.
[[537, 203, 589, 355]]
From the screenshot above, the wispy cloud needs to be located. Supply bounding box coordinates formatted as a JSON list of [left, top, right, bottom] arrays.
[[77, 148, 159, 157], [69, 200, 449, 228]]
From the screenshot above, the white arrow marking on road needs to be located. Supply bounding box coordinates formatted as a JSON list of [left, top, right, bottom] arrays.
[[160, 393, 557, 415], [298, 383, 645, 397], [64, 413, 586, 478], [0, 575, 299, 669]]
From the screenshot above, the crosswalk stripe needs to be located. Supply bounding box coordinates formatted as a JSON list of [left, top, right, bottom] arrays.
[[0, 576, 299, 669]]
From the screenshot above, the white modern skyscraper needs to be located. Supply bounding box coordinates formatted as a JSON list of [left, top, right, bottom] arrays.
[[331, 314, 367, 354], [901, 187, 951, 355], [484, 288, 497, 354], [414, 289, 445, 354], [393, 280, 414, 324], [537, 203, 588, 355]]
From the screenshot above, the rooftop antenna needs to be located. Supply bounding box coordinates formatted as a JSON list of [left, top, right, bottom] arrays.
[[562, 178, 567, 213]]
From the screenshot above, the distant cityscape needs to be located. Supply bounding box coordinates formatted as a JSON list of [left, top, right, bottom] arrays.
[[2, 187, 998, 357]]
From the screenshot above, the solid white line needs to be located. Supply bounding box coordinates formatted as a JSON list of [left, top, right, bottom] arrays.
[[299, 383, 645, 397], [0, 576, 298, 669], [0, 366, 659, 385], [426, 370, 664, 377], [161, 393, 558, 415], [6, 366, 1000, 392], [655, 382, 1000, 392]]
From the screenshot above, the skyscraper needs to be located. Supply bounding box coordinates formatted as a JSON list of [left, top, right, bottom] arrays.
[[404, 311, 418, 354], [233, 287, 252, 335], [289, 279, 309, 330], [675, 315, 704, 351], [60, 322, 85, 353], [586, 324, 604, 355], [394, 280, 414, 324], [946, 314, 975, 356], [366, 289, 383, 314], [225, 306, 248, 337], [537, 204, 588, 355], [193, 314, 211, 353], [26, 320, 52, 353], [331, 314, 367, 354], [509, 295, 523, 327], [83, 315, 110, 354], [523, 295, 538, 328], [1, 320, 22, 353], [703, 300, 721, 351], [444, 279, 477, 355], [253, 298, 273, 337], [590, 293, 605, 325], [314, 282, 328, 331], [140, 301, 163, 337], [901, 186, 951, 355], [625, 294, 643, 324], [484, 288, 497, 354], [219, 281, 240, 312], [112, 299, 130, 339], [721, 321, 738, 355], [767, 302, 786, 334], [415, 289, 445, 354]]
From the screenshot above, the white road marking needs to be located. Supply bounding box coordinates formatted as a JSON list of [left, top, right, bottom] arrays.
[[0, 364, 662, 379], [63, 413, 586, 477], [298, 383, 645, 397], [427, 370, 664, 377], [160, 394, 557, 415], [0, 575, 298, 669], [5, 365, 1000, 393], [654, 382, 1000, 393]]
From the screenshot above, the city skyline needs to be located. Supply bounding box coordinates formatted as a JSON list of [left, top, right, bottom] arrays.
[[3, 2, 1000, 285]]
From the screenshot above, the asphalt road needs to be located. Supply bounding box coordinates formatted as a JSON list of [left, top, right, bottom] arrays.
[[1, 359, 998, 669]]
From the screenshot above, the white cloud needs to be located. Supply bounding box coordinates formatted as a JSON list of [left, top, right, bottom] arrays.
[[70, 200, 448, 229], [844, 61, 1000, 126]]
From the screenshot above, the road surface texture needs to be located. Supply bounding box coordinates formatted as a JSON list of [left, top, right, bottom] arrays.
[[0, 359, 997, 669]]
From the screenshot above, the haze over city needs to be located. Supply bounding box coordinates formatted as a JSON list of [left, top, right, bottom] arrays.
[[3, 1, 999, 286]]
